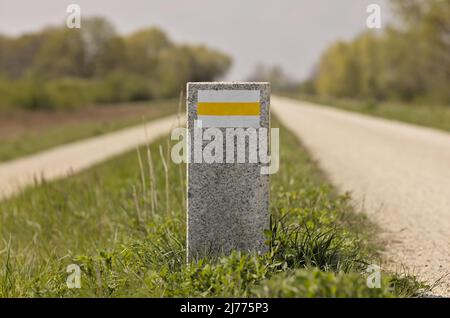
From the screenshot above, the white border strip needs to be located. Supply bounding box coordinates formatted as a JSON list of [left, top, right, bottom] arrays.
[[197, 115, 260, 128], [198, 90, 260, 103]]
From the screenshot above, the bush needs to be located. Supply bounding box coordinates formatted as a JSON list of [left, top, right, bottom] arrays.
[[44, 78, 93, 110], [252, 268, 394, 297], [93, 72, 154, 104], [0, 78, 91, 110], [0, 75, 157, 110], [9, 79, 53, 110]]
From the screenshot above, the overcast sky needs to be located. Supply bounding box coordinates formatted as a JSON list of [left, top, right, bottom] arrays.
[[0, 0, 392, 80]]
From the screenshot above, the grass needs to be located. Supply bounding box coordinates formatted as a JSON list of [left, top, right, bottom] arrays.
[[283, 93, 450, 133], [0, 116, 427, 297], [0, 99, 178, 162]]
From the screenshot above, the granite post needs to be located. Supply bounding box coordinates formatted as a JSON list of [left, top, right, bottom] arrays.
[[187, 82, 270, 260]]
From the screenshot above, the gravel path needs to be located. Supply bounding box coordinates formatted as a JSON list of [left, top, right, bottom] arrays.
[[0, 114, 182, 200], [272, 96, 450, 296]]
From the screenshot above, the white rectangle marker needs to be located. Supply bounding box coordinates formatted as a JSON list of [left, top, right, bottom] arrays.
[[196, 89, 261, 128], [196, 116, 260, 128], [198, 90, 260, 102]]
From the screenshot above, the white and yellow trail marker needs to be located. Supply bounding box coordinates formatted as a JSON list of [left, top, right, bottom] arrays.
[[187, 82, 270, 261], [197, 90, 261, 127]]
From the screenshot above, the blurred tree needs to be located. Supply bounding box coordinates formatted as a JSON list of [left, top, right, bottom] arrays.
[[157, 46, 192, 98], [81, 17, 125, 77], [31, 28, 85, 79], [124, 28, 172, 76], [0, 31, 50, 79], [186, 45, 231, 82], [391, 0, 450, 102], [309, 0, 450, 104], [156, 45, 231, 97], [0, 35, 10, 77], [314, 41, 360, 98], [247, 64, 298, 92], [353, 31, 382, 99]]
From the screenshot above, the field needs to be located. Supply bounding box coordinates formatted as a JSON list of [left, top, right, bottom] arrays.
[[0, 115, 426, 297], [284, 93, 450, 133], [0, 99, 178, 162]]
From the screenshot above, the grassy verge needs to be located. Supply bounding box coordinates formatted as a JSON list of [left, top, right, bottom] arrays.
[[0, 117, 427, 297], [0, 99, 178, 162], [282, 93, 450, 133]]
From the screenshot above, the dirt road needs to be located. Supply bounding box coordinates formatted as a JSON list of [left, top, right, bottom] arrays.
[[272, 96, 450, 296], [0, 114, 182, 200]]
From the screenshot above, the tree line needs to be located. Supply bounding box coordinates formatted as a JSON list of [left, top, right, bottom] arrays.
[[304, 0, 449, 105], [0, 17, 231, 110]]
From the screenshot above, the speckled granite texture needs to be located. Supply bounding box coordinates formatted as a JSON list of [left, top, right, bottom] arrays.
[[187, 82, 270, 260]]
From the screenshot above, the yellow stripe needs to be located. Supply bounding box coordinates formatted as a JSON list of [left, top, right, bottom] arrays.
[[197, 102, 260, 116]]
